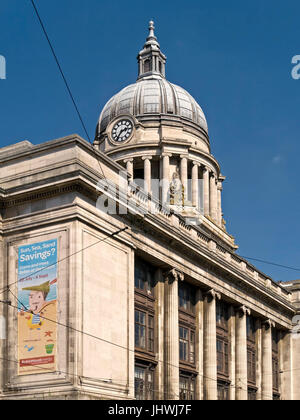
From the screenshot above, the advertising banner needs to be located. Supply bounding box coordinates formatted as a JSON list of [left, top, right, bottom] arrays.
[[17, 239, 58, 375]]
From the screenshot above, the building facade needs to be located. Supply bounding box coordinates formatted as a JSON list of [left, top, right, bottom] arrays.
[[0, 22, 299, 400]]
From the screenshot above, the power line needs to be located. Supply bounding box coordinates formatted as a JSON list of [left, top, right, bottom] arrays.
[[0, 227, 128, 296], [239, 255, 300, 273], [30, 0, 91, 143], [29, 0, 108, 182]]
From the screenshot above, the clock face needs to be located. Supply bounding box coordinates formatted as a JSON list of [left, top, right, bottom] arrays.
[[111, 119, 133, 142]]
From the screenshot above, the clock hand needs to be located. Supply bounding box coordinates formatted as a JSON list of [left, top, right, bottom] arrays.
[[118, 128, 127, 140]]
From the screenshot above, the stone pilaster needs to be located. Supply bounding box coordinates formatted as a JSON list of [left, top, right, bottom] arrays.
[[235, 305, 250, 400], [203, 289, 221, 400], [279, 330, 292, 400], [262, 320, 274, 400], [164, 268, 183, 400]]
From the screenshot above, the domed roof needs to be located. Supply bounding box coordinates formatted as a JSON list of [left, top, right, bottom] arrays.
[[98, 78, 208, 135], [96, 21, 208, 138]]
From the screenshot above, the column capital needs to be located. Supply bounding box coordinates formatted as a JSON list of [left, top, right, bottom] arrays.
[[163, 268, 184, 283], [192, 161, 200, 167], [142, 156, 153, 161], [262, 319, 275, 330], [123, 158, 134, 163], [209, 171, 217, 179], [180, 154, 189, 159], [204, 288, 221, 301], [161, 153, 172, 158], [236, 305, 251, 317]]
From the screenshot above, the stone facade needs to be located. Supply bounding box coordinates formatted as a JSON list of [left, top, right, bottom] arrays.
[[0, 22, 299, 400]]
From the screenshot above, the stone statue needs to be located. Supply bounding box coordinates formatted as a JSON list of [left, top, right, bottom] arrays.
[[170, 170, 184, 206]]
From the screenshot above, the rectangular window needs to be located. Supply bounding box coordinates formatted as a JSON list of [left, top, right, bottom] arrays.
[[135, 365, 154, 400], [135, 310, 154, 353], [135, 310, 146, 349], [179, 375, 195, 400], [178, 282, 195, 314], [217, 337, 229, 376], [216, 301, 229, 330], [148, 315, 154, 352], [179, 326, 195, 365], [134, 257, 154, 295], [248, 388, 257, 401], [217, 382, 229, 400]]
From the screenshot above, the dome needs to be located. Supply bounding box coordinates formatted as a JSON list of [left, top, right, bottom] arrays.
[[96, 21, 208, 140], [97, 78, 208, 135]]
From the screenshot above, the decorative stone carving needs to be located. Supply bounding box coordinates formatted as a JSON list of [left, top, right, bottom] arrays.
[[204, 288, 221, 301], [163, 268, 184, 283], [236, 305, 251, 317]]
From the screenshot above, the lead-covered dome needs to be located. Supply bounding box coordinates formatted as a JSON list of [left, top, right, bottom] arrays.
[[97, 78, 208, 135]]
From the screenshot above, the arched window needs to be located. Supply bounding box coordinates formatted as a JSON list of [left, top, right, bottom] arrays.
[[144, 59, 151, 73]]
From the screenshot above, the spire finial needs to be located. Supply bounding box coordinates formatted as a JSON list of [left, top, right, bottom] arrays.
[[137, 20, 167, 80], [148, 20, 155, 39]]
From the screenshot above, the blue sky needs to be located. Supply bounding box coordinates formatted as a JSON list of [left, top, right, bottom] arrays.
[[1, 0, 300, 282]]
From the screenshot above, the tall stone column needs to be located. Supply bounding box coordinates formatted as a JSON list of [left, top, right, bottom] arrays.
[[180, 156, 188, 203], [235, 306, 250, 400], [124, 158, 134, 180], [262, 320, 274, 400], [256, 319, 262, 400], [164, 269, 183, 400], [228, 305, 236, 400], [209, 173, 217, 222], [203, 289, 221, 400], [161, 154, 171, 205], [202, 166, 210, 216], [217, 181, 223, 226], [195, 289, 204, 400], [192, 162, 199, 208], [143, 156, 152, 194], [154, 269, 165, 400]]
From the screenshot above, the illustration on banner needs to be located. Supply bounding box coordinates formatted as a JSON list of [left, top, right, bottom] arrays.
[[17, 239, 58, 375]]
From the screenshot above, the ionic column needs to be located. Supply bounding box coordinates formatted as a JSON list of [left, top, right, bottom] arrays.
[[161, 154, 171, 205], [142, 156, 152, 194], [164, 269, 183, 400], [124, 158, 133, 180], [202, 166, 210, 216], [262, 320, 274, 400], [235, 306, 250, 400], [192, 162, 199, 208], [209, 172, 218, 222], [180, 156, 188, 203], [203, 289, 221, 400]]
